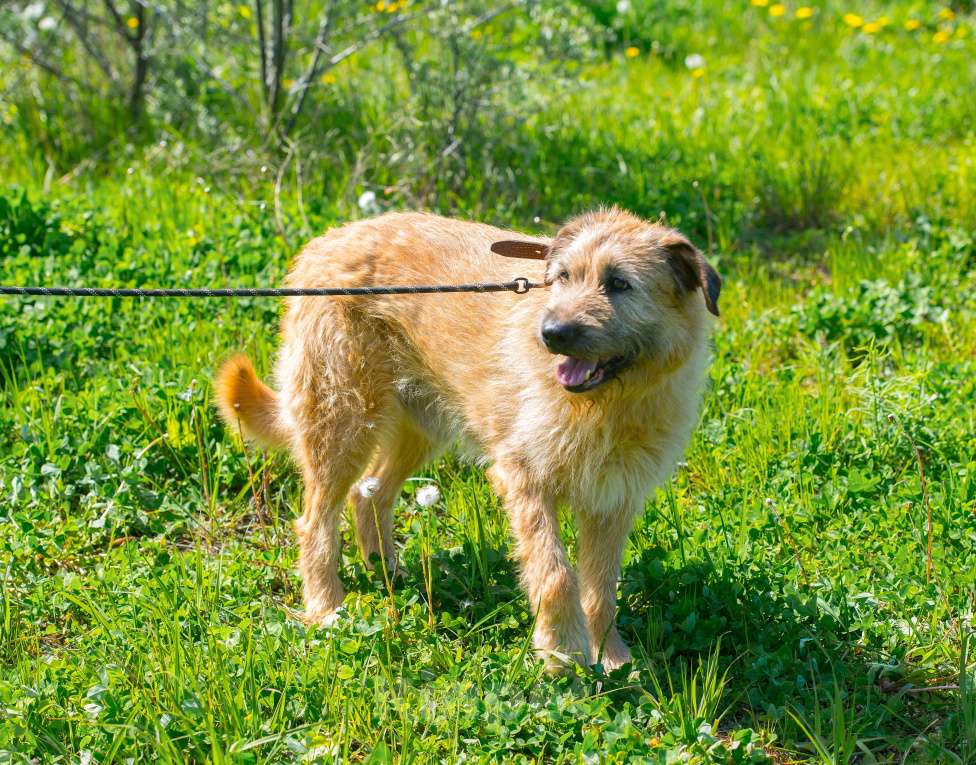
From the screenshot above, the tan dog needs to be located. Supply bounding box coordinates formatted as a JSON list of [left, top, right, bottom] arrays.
[[215, 207, 719, 672]]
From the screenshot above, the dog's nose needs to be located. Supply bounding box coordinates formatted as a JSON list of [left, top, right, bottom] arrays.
[[541, 320, 582, 352]]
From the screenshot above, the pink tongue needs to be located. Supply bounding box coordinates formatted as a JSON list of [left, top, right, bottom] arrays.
[[556, 356, 598, 387]]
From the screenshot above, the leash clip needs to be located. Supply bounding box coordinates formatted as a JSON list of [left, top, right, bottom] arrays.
[[513, 277, 531, 294]]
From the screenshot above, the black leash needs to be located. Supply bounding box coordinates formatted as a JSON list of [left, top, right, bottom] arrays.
[[0, 278, 541, 298]]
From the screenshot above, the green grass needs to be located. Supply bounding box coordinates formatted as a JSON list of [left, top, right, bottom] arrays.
[[1, 1, 975, 762]]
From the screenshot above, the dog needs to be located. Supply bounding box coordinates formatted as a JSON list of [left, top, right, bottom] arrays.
[[215, 206, 720, 673]]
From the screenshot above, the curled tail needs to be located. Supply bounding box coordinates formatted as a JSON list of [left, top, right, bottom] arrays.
[[214, 355, 291, 448]]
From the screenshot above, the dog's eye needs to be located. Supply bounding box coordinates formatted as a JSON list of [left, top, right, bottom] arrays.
[[558, 270, 570, 283], [608, 277, 631, 293]]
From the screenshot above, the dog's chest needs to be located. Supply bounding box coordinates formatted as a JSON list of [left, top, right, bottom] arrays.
[[500, 388, 684, 513]]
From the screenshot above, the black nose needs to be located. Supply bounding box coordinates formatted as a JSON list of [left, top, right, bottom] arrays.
[[541, 320, 582, 351]]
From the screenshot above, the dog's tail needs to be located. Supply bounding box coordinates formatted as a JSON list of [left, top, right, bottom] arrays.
[[214, 355, 291, 448]]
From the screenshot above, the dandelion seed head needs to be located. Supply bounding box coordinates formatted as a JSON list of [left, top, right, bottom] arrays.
[[359, 477, 380, 498], [358, 190, 379, 214], [416, 484, 441, 507]]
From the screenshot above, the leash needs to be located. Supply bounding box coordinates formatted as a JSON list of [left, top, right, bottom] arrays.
[[0, 278, 541, 298]]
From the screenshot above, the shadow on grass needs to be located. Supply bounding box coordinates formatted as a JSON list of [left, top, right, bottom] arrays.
[[384, 542, 949, 761]]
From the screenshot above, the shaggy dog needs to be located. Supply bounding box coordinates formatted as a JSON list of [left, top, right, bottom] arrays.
[[216, 207, 720, 672]]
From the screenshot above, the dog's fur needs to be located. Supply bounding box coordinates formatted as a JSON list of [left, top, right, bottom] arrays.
[[215, 207, 719, 672]]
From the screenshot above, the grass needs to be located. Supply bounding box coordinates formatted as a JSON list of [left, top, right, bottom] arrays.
[[1, 0, 975, 762]]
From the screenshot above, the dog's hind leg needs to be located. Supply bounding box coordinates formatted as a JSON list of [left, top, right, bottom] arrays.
[[349, 410, 435, 572], [282, 306, 395, 624], [576, 507, 637, 671]]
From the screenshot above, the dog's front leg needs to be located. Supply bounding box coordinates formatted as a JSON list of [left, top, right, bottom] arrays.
[[489, 466, 591, 673], [576, 507, 636, 671]]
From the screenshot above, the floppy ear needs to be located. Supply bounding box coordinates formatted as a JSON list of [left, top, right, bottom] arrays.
[[661, 232, 722, 317], [490, 240, 550, 260]]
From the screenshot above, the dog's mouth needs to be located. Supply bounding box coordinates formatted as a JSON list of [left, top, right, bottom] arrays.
[[555, 355, 631, 393]]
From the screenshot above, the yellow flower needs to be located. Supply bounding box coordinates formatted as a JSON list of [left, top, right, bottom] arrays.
[[283, 78, 295, 89], [238, 4, 251, 19], [769, 4, 786, 17], [795, 7, 814, 19], [471, 28, 483, 39], [691, 68, 705, 78], [751, 0, 769, 7], [842, 13, 864, 28], [937, 8, 955, 21], [933, 29, 951, 43], [649, 737, 661, 747], [956, 25, 968, 38], [126, 16, 139, 29], [877, 15, 890, 26], [320, 72, 336, 85], [625, 46, 640, 57], [863, 21, 881, 33], [373, 0, 386, 11], [904, 19, 921, 31]]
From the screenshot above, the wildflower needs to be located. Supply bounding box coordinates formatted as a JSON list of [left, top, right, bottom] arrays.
[[625, 46, 640, 58], [877, 16, 890, 26], [358, 190, 379, 214], [956, 26, 968, 38], [616, 0, 631, 13], [904, 19, 921, 31], [416, 484, 441, 507], [126, 16, 139, 29], [843, 13, 864, 28], [38, 16, 56, 30], [238, 5, 251, 19], [937, 8, 955, 21], [359, 477, 380, 498], [863, 21, 881, 33], [769, 4, 786, 17], [471, 29, 483, 39], [283, 78, 295, 90], [933, 29, 951, 43], [691, 68, 705, 78], [751, 0, 769, 7], [795, 7, 814, 19], [320, 72, 336, 85], [684, 53, 705, 70]]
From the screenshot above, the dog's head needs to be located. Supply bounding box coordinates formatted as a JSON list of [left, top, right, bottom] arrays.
[[493, 207, 720, 393]]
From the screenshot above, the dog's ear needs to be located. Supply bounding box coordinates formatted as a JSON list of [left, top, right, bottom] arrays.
[[661, 231, 721, 317], [490, 240, 550, 260]]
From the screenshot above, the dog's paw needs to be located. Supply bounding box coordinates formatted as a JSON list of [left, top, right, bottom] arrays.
[[535, 627, 592, 676], [596, 632, 632, 672], [303, 590, 346, 626]]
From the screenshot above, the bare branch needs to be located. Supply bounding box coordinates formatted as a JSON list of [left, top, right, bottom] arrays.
[[0, 30, 100, 93], [281, 0, 338, 135]]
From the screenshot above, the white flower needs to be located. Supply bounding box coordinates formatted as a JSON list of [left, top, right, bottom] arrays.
[[616, 0, 631, 13], [358, 477, 380, 498], [38, 16, 56, 31], [416, 484, 441, 507], [357, 190, 379, 214], [684, 53, 705, 70]]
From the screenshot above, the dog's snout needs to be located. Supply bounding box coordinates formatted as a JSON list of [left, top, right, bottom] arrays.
[[541, 320, 582, 352]]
